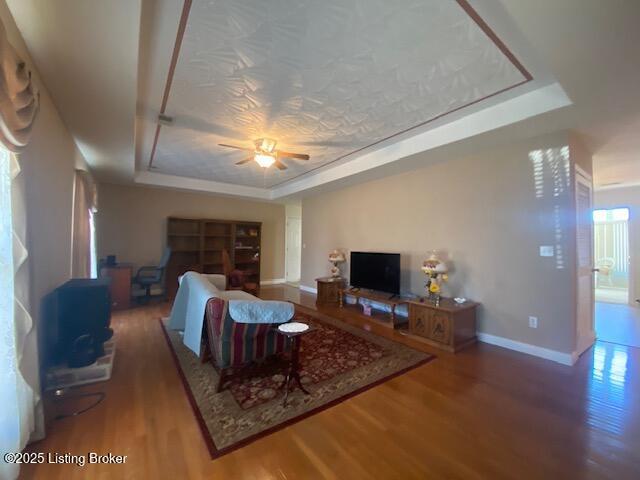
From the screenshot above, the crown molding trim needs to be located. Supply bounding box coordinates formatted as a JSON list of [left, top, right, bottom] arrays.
[[135, 83, 571, 200], [134, 170, 272, 200]]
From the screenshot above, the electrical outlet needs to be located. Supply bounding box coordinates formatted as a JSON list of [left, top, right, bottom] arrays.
[[528, 316, 538, 328]]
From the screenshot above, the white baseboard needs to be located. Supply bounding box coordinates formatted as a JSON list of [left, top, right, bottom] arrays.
[[299, 285, 317, 294], [575, 331, 596, 356], [260, 278, 286, 286], [477, 332, 575, 366]]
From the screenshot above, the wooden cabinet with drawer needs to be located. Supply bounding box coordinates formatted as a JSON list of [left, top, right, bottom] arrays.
[[100, 265, 133, 311], [407, 299, 478, 352], [316, 277, 346, 305]]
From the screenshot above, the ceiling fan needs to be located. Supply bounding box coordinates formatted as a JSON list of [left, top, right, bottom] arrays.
[[218, 138, 310, 170]]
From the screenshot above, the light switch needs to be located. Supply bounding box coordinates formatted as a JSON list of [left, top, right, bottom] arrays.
[[539, 245, 554, 257]]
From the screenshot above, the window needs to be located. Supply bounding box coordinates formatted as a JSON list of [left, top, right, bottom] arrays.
[[89, 209, 97, 278], [593, 208, 629, 223], [0, 148, 21, 480]]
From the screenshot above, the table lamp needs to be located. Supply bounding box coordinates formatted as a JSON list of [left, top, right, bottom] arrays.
[[421, 251, 449, 306], [328, 250, 346, 278]]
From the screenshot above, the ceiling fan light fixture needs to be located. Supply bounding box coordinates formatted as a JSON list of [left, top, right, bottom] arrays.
[[255, 153, 276, 168], [257, 138, 277, 153]]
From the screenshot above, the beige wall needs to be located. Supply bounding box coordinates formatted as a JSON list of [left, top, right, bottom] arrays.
[[594, 185, 640, 305], [1, 0, 89, 433], [569, 132, 593, 176], [97, 183, 287, 281], [302, 132, 580, 353]]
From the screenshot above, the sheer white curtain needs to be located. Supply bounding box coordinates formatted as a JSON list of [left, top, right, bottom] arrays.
[[0, 14, 40, 478], [0, 150, 38, 480]]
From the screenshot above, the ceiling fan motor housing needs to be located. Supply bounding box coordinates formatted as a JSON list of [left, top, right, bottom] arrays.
[[255, 138, 277, 153]]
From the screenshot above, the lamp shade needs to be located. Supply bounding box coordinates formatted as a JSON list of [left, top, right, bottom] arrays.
[[422, 252, 448, 274], [433, 262, 448, 274], [328, 250, 345, 263]]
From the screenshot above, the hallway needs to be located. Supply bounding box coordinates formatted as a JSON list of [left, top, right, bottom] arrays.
[[596, 302, 640, 348]]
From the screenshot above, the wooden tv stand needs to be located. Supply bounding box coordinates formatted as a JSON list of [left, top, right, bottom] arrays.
[[339, 287, 409, 328]]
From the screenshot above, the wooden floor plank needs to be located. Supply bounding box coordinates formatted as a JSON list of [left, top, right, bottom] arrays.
[[21, 286, 640, 479]]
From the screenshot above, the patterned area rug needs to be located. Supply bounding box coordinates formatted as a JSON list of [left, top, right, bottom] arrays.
[[160, 309, 434, 458]]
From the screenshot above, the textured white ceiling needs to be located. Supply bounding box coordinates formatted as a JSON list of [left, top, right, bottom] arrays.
[[152, 0, 527, 188]]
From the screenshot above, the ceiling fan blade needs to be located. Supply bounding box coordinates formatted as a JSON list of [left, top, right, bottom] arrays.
[[277, 151, 310, 160], [219, 143, 253, 151], [235, 157, 254, 165], [274, 159, 288, 170]]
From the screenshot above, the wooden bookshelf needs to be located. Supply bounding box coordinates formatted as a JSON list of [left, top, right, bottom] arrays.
[[232, 221, 261, 288], [166, 217, 261, 299]]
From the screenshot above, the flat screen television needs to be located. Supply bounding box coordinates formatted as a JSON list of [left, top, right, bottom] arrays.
[[350, 252, 400, 295]]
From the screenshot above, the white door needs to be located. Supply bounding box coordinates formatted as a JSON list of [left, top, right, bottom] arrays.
[[575, 167, 596, 356], [285, 217, 301, 283]]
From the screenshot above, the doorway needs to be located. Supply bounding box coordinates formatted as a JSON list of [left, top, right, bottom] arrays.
[[593, 205, 640, 347], [285, 216, 301, 285], [593, 207, 630, 304]]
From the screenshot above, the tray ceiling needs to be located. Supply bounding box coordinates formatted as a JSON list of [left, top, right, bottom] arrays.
[[151, 0, 529, 188]]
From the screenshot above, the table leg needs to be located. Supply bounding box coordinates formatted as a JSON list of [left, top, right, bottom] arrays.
[[279, 336, 310, 406], [293, 371, 310, 395], [282, 372, 292, 405]]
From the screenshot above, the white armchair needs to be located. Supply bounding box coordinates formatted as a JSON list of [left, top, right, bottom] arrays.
[[178, 272, 226, 290], [200, 274, 227, 291]]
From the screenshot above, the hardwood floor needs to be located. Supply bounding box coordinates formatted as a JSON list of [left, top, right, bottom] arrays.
[[22, 286, 640, 479], [596, 301, 640, 348]]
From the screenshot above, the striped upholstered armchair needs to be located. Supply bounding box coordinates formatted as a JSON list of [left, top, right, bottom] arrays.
[[203, 297, 292, 392]]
